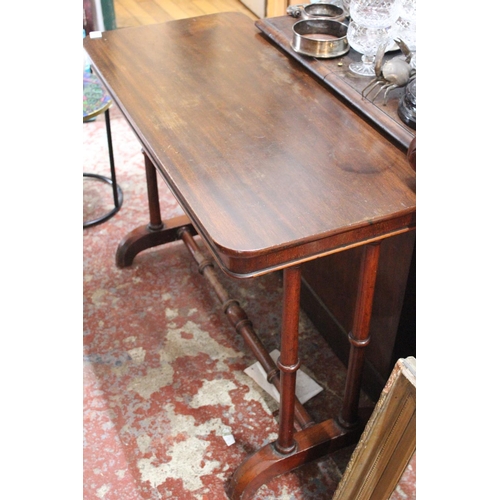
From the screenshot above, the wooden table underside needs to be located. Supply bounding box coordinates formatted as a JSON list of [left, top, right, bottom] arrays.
[[84, 13, 416, 499]]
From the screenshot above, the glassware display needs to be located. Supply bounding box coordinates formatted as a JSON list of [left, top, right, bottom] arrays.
[[392, 0, 416, 68], [347, 0, 400, 76], [350, 0, 400, 27], [342, 0, 351, 17], [347, 21, 392, 76]]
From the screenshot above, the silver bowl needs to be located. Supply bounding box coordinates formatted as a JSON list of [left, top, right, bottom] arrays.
[[291, 18, 349, 59], [287, 3, 346, 22]]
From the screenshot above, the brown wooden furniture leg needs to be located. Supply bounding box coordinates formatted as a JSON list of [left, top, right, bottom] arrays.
[[275, 266, 302, 454], [227, 244, 381, 499], [339, 242, 381, 427], [115, 152, 196, 268]]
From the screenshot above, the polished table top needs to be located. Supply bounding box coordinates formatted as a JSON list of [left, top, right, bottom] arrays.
[[83, 13, 415, 278]]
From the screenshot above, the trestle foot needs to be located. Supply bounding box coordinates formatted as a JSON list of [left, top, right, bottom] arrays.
[[226, 410, 371, 500], [115, 215, 196, 268]]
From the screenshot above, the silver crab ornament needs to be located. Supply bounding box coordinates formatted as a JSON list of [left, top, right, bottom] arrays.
[[362, 38, 416, 105]]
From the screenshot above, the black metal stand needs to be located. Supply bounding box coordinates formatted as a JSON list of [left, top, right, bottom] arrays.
[[84, 108, 123, 228]]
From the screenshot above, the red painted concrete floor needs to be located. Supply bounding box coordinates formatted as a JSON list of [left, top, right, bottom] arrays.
[[83, 106, 416, 499]]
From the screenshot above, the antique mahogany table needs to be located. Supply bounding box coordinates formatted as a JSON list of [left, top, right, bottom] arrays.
[[84, 12, 416, 499]]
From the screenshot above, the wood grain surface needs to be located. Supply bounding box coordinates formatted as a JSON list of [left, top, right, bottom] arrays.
[[255, 15, 415, 150], [84, 13, 415, 277]]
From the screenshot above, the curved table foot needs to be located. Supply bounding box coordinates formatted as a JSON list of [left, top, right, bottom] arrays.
[[116, 214, 196, 268], [227, 409, 372, 500]]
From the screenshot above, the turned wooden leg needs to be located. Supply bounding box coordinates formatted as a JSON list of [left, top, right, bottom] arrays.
[[275, 266, 302, 454], [339, 242, 381, 427], [115, 152, 196, 268], [144, 150, 164, 231], [227, 245, 381, 499], [227, 263, 371, 500], [179, 229, 313, 430]]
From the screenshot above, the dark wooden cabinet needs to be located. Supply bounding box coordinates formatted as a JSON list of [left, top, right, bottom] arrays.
[[301, 232, 416, 401]]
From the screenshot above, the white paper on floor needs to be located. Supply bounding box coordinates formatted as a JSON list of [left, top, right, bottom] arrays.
[[223, 434, 235, 446], [244, 349, 323, 404]]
